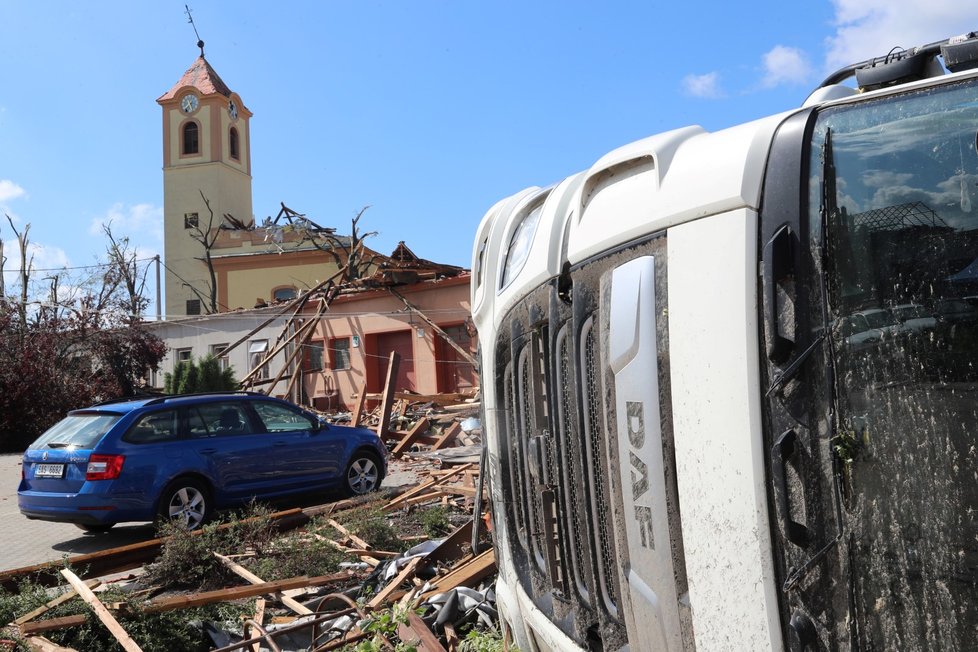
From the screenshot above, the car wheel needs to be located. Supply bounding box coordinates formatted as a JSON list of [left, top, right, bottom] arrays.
[[344, 451, 382, 496], [75, 523, 115, 534], [158, 478, 212, 530]]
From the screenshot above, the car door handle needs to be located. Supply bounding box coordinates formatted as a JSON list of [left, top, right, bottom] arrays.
[[274, 441, 287, 447], [199, 448, 217, 455]]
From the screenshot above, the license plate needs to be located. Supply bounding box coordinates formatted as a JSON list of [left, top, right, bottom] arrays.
[[35, 463, 65, 478]]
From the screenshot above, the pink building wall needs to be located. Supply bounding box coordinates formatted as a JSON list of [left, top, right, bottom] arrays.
[[299, 275, 477, 411]]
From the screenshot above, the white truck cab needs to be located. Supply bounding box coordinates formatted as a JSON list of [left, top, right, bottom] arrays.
[[472, 32, 978, 651]]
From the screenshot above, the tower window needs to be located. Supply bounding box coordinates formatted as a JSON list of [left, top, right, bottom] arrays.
[[229, 127, 240, 160], [182, 121, 199, 155], [184, 212, 199, 229], [186, 299, 201, 315]]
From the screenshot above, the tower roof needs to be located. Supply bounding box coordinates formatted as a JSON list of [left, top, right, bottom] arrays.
[[157, 56, 232, 102]]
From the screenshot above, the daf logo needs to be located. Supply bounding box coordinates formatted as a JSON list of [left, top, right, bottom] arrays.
[[42, 451, 48, 461]]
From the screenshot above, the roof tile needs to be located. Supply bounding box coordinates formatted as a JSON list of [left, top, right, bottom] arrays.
[[157, 56, 233, 102]]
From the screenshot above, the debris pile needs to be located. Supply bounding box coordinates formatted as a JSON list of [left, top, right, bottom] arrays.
[[0, 457, 495, 652]]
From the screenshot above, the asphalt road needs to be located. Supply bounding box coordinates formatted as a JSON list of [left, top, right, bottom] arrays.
[[0, 452, 419, 573]]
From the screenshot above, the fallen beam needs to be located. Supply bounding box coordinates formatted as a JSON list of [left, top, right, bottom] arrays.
[[20, 572, 358, 636], [0, 509, 309, 592], [390, 417, 430, 458], [14, 579, 100, 625], [213, 553, 312, 616], [420, 549, 496, 600], [397, 612, 448, 652], [60, 569, 143, 652]]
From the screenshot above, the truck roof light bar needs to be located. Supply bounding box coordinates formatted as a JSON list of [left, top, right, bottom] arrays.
[[941, 32, 978, 72], [817, 31, 978, 92]]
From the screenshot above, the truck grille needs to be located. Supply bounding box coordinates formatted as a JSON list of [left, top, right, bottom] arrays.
[[493, 278, 625, 647]]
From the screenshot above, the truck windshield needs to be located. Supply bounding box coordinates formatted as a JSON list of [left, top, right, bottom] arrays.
[[811, 79, 978, 648]]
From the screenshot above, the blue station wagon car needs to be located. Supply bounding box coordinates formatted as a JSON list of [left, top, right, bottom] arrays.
[[18, 392, 387, 532]]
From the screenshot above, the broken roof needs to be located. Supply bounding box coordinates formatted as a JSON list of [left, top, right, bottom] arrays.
[[157, 56, 233, 102]]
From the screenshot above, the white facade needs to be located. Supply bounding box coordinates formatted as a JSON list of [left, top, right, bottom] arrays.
[[146, 309, 293, 398]]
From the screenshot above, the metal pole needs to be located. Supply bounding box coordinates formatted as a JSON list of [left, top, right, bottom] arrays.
[[155, 255, 162, 321]]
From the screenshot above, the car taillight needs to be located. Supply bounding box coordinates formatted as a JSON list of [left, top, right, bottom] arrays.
[[86, 454, 125, 481]]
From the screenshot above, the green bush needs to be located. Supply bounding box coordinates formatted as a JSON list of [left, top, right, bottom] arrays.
[[145, 503, 275, 590], [245, 533, 347, 581], [419, 506, 451, 539], [459, 627, 514, 652], [164, 354, 236, 394], [328, 508, 408, 553]]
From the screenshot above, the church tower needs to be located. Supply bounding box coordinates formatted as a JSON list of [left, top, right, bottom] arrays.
[[157, 46, 253, 318]]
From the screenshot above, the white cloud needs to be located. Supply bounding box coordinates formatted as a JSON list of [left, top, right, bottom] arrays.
[[1, 241, 71, 282], [26, 242, 71, 272], [825, 0, 978, 72], [681, 72, 723, 99], [0, 179, 26, 203], [761, 45, 813, 88], [89, 202, 164, 244]]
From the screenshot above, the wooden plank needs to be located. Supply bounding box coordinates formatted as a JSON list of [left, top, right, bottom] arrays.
[[367, 557, 422, 609], [444, 623, 460, 652], [424, 520, 473, 566], [143, 572, 354, 613], [387, 287, 478, 367], [213, 553, 312, 616], [251, 599, 266, 652], [429, 422, 462, 451], [391, 417, 430, 458], [350, 381, 368, 427], [59, 569, 143, 652], [20, 572, 353, 636], [374, 351, 400, 439], [419, 549, 496, 600], [364, 392, 468, 405], [0, 508, 309, 592], [14, 579, 100, 625], [326, 519, 372, 551], [383, 431, 440, 446], [397, 612, 448, 652], [25, 636, 78, 652], [382, 463, 475, 512], [404, 491, 452, 506]]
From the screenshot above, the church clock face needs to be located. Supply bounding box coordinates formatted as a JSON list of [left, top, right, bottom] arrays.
[[181, 93, 199, 113]]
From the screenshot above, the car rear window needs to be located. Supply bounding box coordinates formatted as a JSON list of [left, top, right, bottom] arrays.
[[29, 412, 121, 450]]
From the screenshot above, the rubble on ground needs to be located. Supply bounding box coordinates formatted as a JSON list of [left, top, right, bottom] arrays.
[[0, 393, 496, 652]]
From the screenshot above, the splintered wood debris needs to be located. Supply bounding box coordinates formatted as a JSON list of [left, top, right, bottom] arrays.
[[1, 427, 494, 652]]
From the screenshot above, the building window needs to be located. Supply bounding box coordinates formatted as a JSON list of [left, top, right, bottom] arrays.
[[184, 212, 199, 229], [229, 127, 239, 160], [182, 121, 199, 155], [186, 299, 201, 315], [304, 341, 324, 372], [249, 339, 269, 380], [330, 337, 351, 370], [175, 348, 193, 368], [210, 343, 230, 372], [272, 286, 297, 302]]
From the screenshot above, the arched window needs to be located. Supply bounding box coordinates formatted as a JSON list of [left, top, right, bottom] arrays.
[[229, 127, 239, 160], [272, 286, 297, 302], [182, 122, 199, 155]]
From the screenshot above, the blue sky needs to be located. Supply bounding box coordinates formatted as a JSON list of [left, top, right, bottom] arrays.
[[2, 0, 978, 315]]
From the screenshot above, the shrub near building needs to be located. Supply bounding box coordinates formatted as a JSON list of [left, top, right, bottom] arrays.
[[164, 354, 237, 394]]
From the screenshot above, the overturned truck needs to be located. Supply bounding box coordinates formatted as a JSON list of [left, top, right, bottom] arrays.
[[472, 31, 978, 651]]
